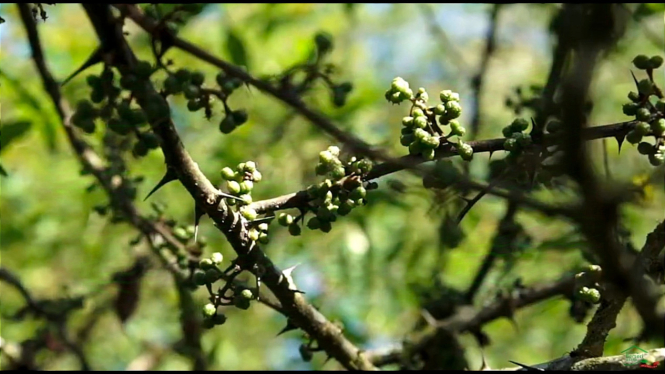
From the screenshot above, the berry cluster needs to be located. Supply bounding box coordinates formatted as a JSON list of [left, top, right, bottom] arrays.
[[502, 118, 533, 156], [220, 161, 263, 222], [278, 146, 376, 236], [191, 252, 258, 329], [574, 265, 603, 304], [622, 54, 665, 166], [386, 77, 473, 161]]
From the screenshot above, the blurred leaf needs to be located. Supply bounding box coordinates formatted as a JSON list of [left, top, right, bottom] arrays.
[[634, 3, 665, 19], [439, 215, 465, 250], [226, 29, 249, 69], [112, 258, 149, 324], [1, 121, 32, 153], [0, 163, 6, 176]]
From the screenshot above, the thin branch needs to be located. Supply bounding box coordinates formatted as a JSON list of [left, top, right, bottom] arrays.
[[497, 347, 665, 371]]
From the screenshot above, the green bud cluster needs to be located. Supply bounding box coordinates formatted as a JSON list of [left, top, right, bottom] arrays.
[[573, 265, 603, 304], [193, 252, 225, 287], [233, 288, 254, 310], [385, 77, 414, 104], [622, 55, 665, 166], [401, 109, 441, 161], [502, 118, 533, 155], [248, 222, 270, 244], [576, 286, 601, 304], [220, 161, 262, 215], [201, 303, 227, 329]]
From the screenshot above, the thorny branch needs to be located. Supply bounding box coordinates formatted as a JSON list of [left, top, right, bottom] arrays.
[[83, 4, 377, 370]]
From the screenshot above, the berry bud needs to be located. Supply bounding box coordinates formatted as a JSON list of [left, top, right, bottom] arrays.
[[439, 90, 460, 103], [391, 77, 411, 95], [202, 303, 217, 317], [307, 217, 321, 230], [649, 55, 663, 69], [449, 121, 466, 137], [635, 121, 652, 136], [278, 213, 294, 226], [221, 167, 236, 180], [651, 118, 665, 136], [240, 206, 257, 221], [211, 252, 224, 265], [239, 180, 254, 194], [240, 289, 254, 300], [190, 71, 205, 86], [288, 223, 301, 236], [628, 91, 640, 103], [622, 103, 640, 116], [239, 194, 252, 205], [193, 271, 207, 286], [626, 130, 643, 145], [199, 258, 214, 270], [458, 141, 473, 161], [258, 232, 269, 244], [413, 116, 428, 129], [638, 79, 653, 96], [636, 108, 651, 122], [633, 54, 650, 70], [444, 101, 462, 119], [656, 100, 665, 113], [248, 228, 260, 241], [510, 118, 529, 132], [227, 180, 241, 194]]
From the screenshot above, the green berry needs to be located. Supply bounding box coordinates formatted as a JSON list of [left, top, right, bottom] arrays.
[[422, 135, 440, 149], [251, 170, 262, 182], [414, 128, 428, 141], [135, 61, 153, 79], [164, 75, 181, 94], [175, 69, 191, 83], [439, 90, 460, 103], [232, 110, 248, 126], [257, 223, 269, 232], [319, 150, 335, 165], [400, 134, 415, 146], [458, 142, 473, 161], [649, 152, 664, 166], [141, 133, 160, 149], [349, 186, 367, 201], [412, 108, 425, 118], [202, 303, 217, 317], [205, 268, 219, 283], [634, 121, 651, 136], [132, 140, 148, 157], [307, 217, 321, 230], [190, 71, 205, 86], [86, 75, 102, 88], [315, 163, 328, 176], [213, 313, 227, 325], [638, 79, 653, 96], [108, 118, 131, 135], [622, 103, 640, 116], [221, 167, 236, 180], [239, 194, 252, 205], [227, 180, 241, 194], [356, 159, 372, 174], [183, 85, 200, 100], [510, 118, 529, 132], [449, 121, 466, 137], [408, 141, 424, 155], [219, 116, 236, 134], [240, 207, 257, 221], [331, 166, 346, 180], [258, 232, 269, 244], [288, 223, 301, 236], [391, 77, 411, 95], [211, 252, 224, 265], [199, 258, 214, 270], [422, 148, 436, 160], [413, 116, 428, 129], [628, 91, 640, 103], [234, 296, 250, 310], [502, 126, 514, 138], [90, 88, 105, 103], [636, 108, 651, 122], [240, 289, 254, 300], [434, 104, 446, 116], [248, 228, 260, 241], [626, 130, 643, 145], [278, 213, 294, 226], [314, 31, 333, 54], [633, 55, 650, 70], [193, 271, 207, 286], [637, 142, 653, 155], [651, 118, 665, 136], [187, 99, 202, 112], [656, 100, 665, 113], [239, 180, 253, 194], [444, 101, 462, 119], [649, 55, 663, 69]]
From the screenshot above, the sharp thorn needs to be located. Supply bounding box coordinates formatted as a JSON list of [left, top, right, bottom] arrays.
[[60, 46, 104, 87], [144, 168, 178, 201]]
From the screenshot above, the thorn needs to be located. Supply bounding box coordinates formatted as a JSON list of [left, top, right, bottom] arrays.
[[615, 134, 625, 154], [144, 168, 178, 201], [488, 150, 494, 160], [60, 46, 104, 87], [508, 360, 545, 371], [194, 204, 205, 242], [276, 319, 298, 337], [217, 190, 244, 202], [630, 70, 639, 89]]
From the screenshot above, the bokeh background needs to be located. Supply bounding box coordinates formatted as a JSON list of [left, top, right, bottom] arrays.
[[1, 3, 664, 370]]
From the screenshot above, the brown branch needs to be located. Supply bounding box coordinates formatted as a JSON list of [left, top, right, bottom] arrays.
[[83, 4, 376, 370], [497, 347, 665, 371], [368, 274, 576, 367]]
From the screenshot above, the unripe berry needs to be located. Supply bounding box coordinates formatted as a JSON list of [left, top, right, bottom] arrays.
[[248, 228, 260, 241], [649, 55, 663, 69], [319, 150, 335, 165], [199, 258, 214, 270], [278, 213, 294, 226], [135, 61, 153, 79], [408, 141, 423, 155], [632, 54, 650, 70], [413, 116, 428, 129], [649, 152, 664, 166], [414, 128, 429, 141], [412, 108, 425, 118], [444, 101, 462, 119], [628, 91, 640, 103], [232, 110, 248, 126], [439, 90, 460, 103], [193, 271, 207, 286], [502, 126, 514, 138], [190, 71, 205, 86], [458, 142, 473, 161], [320, 220, 332, 233], [391, 77, 410, 95], [638, 79, 653, 96], [651, 118, 665, 136], [331, 166, 346, 180], [622, 103, 640, 116], [205, 268, 219, 283], [637, 142, 653, 155], [251, 170, 262, 182], [288, 223, 301, 236], [510, 118, 529, 132], [656, 100, 665, 113], [227, 180, 241, 194], [239, 180, 254, 194], [213, 313, 227, 325], [449, 121, 466, 137], [240, 289, 254, 300], [422, 148, 436, 160], [183, 85, 200, 100], [307, 217, 321, 230], [175, 69, 191, 83], [626, 130, 643, 145], [240, 206, 257, 221], [434, 104, 446, 116], [211, 252, 224, 265], [221, 167, 236, 180], [239, 194, 252, 205], [258, 232, 269, 244], [636, 108, 651, 122], [202, 303, 217, 317], [634, 121, 651, 136]]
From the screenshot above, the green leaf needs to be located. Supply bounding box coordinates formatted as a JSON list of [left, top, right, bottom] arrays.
[[1, 121, 32, 153], [226, 29, 249, 69]]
